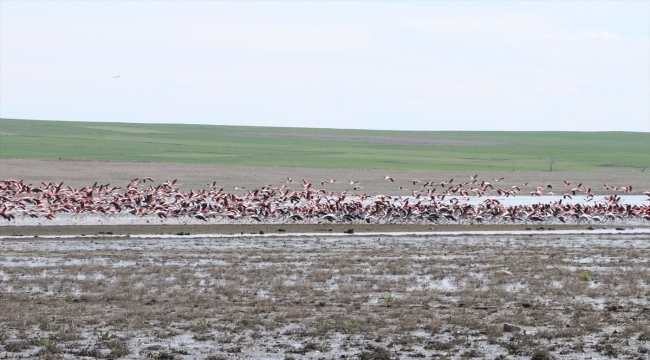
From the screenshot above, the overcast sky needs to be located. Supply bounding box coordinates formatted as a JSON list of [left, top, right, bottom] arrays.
[[1, 1, 648, 131]]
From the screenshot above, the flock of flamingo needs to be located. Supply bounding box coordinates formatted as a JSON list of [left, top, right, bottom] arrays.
[[0, 176, 648, 225]]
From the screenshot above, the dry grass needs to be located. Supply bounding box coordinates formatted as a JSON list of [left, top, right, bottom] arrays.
[[0, 233, 648, 358]]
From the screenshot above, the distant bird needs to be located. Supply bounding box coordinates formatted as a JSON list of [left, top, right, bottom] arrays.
[[440, 179, 453, 187], [114, 75, 121, 78], [384, 176, 394, 182]]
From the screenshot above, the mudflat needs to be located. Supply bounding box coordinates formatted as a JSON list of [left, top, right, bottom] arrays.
[[0, 233, 648, 359]]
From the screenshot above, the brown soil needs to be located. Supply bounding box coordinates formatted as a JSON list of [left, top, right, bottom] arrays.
[[1, 159, 647, 195]]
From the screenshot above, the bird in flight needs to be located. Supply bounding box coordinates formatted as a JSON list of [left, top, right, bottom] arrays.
[[114, 75, 121, 78]]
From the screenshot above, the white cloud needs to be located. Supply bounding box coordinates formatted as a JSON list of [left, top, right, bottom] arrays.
[[0, 1, 648, 131]]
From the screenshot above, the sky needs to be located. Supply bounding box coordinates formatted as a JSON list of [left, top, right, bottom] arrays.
[[1, 1, 649, 132]]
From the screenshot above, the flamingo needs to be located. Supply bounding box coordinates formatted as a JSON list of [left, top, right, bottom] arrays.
[[0, 176, 647, 226]]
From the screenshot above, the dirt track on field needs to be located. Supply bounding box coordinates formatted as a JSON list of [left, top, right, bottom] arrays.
[[1, 159, 647, 195]]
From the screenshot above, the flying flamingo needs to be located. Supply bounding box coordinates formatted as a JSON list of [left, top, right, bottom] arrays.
[[1, 175, 648, 226]]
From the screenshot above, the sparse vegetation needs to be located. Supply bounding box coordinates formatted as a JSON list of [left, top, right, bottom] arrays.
[[0, 233, 647, 358], [383, 292, 396, 306]]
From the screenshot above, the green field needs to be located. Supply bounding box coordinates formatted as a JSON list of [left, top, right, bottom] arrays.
[[1, 118, 648, 172]]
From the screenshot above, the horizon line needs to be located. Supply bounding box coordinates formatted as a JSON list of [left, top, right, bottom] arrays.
[[1, 117, 649, 134]]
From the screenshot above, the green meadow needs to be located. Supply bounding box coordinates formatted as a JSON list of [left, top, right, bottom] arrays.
[[1, 118, 648, 172]]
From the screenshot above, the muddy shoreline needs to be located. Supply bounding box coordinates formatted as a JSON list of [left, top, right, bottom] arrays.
[[0, 223, 640, 237]]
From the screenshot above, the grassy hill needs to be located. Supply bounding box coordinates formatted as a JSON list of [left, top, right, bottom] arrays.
[[1, 118, 648, 172]]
